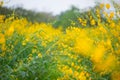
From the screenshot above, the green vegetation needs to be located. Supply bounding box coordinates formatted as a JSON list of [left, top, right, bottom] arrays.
[[0, 1, 120, 80]]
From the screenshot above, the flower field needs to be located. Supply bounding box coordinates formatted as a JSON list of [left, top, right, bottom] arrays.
[[0, 3, 120, 80]]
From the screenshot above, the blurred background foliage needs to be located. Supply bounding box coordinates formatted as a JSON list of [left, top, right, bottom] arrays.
[[0, 7, 56, 23], [0, 1, 119, 29]]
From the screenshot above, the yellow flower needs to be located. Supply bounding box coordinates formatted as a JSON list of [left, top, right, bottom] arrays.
[[78, 18, 82, 23], [22, 41, 26, 46], [100, 3, 104, 9], [0, 15, 5, 23], [74, 71, 79, 78], [109, 12, 114, 19], [28, 56, 33, 61], [32, 49, 37, 53], [106, 3, 110, 9], [91, 44, 105, 63], [0, 33, 5, 44], [110, 22, 115, 28], [90, 19, 95, 25], [71, 62, 74, 67], [38, 53, 42, 58], [41, 41, 47, 47], [74, 37, 93, 56], [1, 44, 6, 51], [6, 26, 14, 36], [78, 71, 86, 80], [67, 68, 73, 75]]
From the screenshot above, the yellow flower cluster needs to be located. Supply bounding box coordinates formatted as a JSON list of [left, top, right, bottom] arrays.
[[0, 15, 5, 23], [0, 3, 120, 80]]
